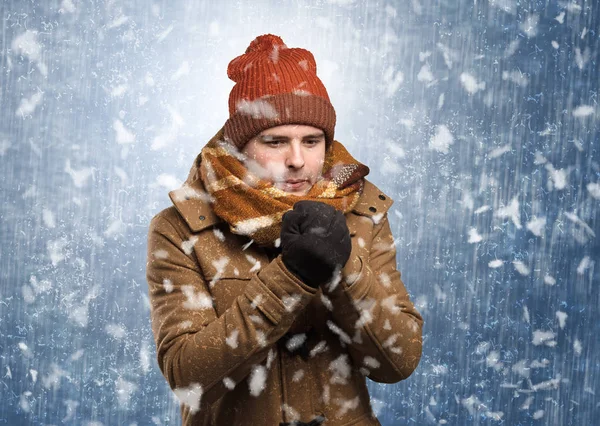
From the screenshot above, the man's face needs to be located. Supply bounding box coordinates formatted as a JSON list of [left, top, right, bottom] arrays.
[[241, 124, 326, 196]]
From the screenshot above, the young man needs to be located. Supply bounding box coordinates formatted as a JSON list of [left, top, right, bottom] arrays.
[[146, 34, 423, 426]]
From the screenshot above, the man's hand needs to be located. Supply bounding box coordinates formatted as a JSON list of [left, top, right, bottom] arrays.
[[280, 201, 352, 288]]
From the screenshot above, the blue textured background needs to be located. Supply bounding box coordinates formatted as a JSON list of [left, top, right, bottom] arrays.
[[1, 1, 598, 424]]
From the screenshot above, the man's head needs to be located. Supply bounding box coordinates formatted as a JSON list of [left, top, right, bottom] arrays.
[[241, 124, 326, 196], [223, 34, 336, 154]]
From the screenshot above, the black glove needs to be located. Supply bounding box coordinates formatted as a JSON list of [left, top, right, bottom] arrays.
[[280, 201, 352, 288]]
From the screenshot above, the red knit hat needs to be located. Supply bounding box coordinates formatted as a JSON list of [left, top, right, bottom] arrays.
[[223, 34, 336, 150]]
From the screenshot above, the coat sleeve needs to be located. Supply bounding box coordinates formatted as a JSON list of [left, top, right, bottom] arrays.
[[324, 212, 423, 384], [145, 214, 318, 412]]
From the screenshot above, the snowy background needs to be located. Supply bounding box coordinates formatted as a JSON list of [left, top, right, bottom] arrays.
[[1, 0, 598, 424]]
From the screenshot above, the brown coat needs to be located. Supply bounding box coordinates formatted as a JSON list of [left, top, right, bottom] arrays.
[[146, 153, 424, 426]]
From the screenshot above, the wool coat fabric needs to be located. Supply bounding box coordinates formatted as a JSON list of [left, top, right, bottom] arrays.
[[146, 151, 424, 426]]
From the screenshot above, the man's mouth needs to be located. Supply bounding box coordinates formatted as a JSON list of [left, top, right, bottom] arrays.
[[280, 179, 307, 190]]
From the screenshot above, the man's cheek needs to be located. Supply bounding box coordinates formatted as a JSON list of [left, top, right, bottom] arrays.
[[243, 158, 272, 181], [266, 160, 287, 182]]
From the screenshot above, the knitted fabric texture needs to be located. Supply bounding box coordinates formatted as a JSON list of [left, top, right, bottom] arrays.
[[223, 34, 337, 149], [199, 127, 369, 247]]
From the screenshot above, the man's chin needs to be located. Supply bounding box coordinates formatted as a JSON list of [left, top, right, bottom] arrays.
[[275, 180, 311, 195], [279, 187, 309, 196]]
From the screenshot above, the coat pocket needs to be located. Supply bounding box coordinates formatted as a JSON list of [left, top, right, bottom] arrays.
[[341, 254, 365, 288], [204, 272, 253, 318], [191, 239, 266, 317]]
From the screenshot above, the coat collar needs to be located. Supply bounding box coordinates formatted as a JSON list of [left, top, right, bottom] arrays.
[[168, 152, 394, 234], [168, 151, 222, 233]]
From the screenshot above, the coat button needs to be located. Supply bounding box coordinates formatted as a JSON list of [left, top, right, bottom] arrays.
[[378, 194, 386, 200], [199, 215, 206, 220], [369, 206, 377, 212]]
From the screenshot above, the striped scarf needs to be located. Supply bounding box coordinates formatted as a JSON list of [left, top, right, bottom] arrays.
[[199, 127, 369, 247]]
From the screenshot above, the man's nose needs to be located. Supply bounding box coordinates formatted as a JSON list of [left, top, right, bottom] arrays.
[[285, 142, 305, 168]]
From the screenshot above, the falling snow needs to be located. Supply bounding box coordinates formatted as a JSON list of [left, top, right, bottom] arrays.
[[2, 2, 598, 426]]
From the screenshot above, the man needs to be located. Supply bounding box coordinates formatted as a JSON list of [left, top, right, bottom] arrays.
[[146, 34, 423, 426]]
